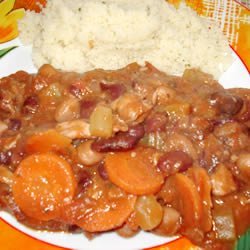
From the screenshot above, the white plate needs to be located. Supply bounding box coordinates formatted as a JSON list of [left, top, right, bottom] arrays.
[[0, 39, 249, 250]]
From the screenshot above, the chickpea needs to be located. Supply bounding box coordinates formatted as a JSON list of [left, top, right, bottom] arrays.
[[114, 94, 151, 124], [55, 97, 80, 122], [211, 164, 237, 196], [154, 207, 181, 236], [152, 86, 176, 105], [77, 140, 104, 166], [236, 153, 250, 179]]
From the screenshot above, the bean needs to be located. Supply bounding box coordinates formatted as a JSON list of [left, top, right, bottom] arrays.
[[100, 82, 126, 100], [114, 93, 151, 124], [236, 153, 250, 179], [144, 112, 167, 133], [210, 92, 243, 116], [77, 140, 104, 166], [69, 84, 83, 98], [166, 133, 198, 160], [98, 162, 109, 180], [157, 150, 193, 177], [77, 169, 92, 191], [154, 207, 181, 235], [152, 86, 176, 105], [91, 124, 145, 152], [8, 119, 21, 131], [55, 97, 80, 122], [80, 99, 98, 119], [0, 151, 12, 165], [22, 95, 39, 114], [38, 64, 59, 78], [211, 164, 237, 196]]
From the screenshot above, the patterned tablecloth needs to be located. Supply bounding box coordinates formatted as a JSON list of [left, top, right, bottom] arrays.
[[0, 1, 249, 250], [240, 0, 250, 8]]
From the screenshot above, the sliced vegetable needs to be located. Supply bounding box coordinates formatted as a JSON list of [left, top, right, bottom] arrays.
[[25, 130, 71, 154], [135, 195, 163, 230], [210, 164, 237, 196], [186, 167, 212, 232], [104, 147, 164, 195], [154, 207, 181, 236], [213, 206, 236, 241], [90, 105, 113, 138], [63, 174, 136, 232], [12, 153, 76, 221], [163, 173, 202, 229]]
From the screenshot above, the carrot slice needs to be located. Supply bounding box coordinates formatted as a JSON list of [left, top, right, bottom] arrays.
[[25, 130, 71, 154], [186, 167, 212, 232], [104, 147, 164, 195], [165, 173, 202, 229], [62, 173, 136, 232], [12, 153, 76, 221]]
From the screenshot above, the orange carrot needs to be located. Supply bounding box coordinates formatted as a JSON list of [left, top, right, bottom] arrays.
[[104, 147, 164, 195], [25, 130, 71, 154], [12, 153, 76, 221], [14, 0, 47, 12], [186, 167, 212, 232], [165, 173, 202, 229], [62, 174, 136, 232]]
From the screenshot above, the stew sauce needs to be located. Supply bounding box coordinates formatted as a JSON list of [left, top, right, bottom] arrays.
[[0, 63, 249, 249]]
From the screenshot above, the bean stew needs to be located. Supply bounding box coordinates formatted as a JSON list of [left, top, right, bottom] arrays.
[[0, 63, 249, 249]]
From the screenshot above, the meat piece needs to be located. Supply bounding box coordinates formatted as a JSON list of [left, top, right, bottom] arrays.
[[91, 124, 145, 152]]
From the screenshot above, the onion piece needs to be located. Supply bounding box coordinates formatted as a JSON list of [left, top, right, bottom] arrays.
[[90, 106, 113, 138]]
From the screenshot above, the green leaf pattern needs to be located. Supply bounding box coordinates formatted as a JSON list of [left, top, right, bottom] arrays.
[[0, 46, 17, 58]]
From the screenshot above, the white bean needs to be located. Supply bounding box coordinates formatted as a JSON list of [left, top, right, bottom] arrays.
[[77, 140, 104, 166]]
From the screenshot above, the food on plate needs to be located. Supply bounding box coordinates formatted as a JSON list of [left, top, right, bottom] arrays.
[[18, 0, 233, 78], [0, 63, 249, 249]]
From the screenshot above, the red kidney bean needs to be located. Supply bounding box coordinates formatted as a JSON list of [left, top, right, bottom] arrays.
[[22, 95, 39, 114], [145, 112, 167, 133], [100, 82, 126, 100], [8, 119, 21, 131], [91, 124, 145, 152], [77, 170, 91, 191], [236, 100, 250, 122], [210, 92, 243, 116], [157, 150, 193, 177], [0, 151, 12, 165], [69, 84, 83, 98], [98, 162, 109, 180], [80, 98, 98, 119]]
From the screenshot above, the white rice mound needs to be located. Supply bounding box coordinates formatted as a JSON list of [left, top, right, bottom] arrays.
[[18, 0, 233, 79]]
